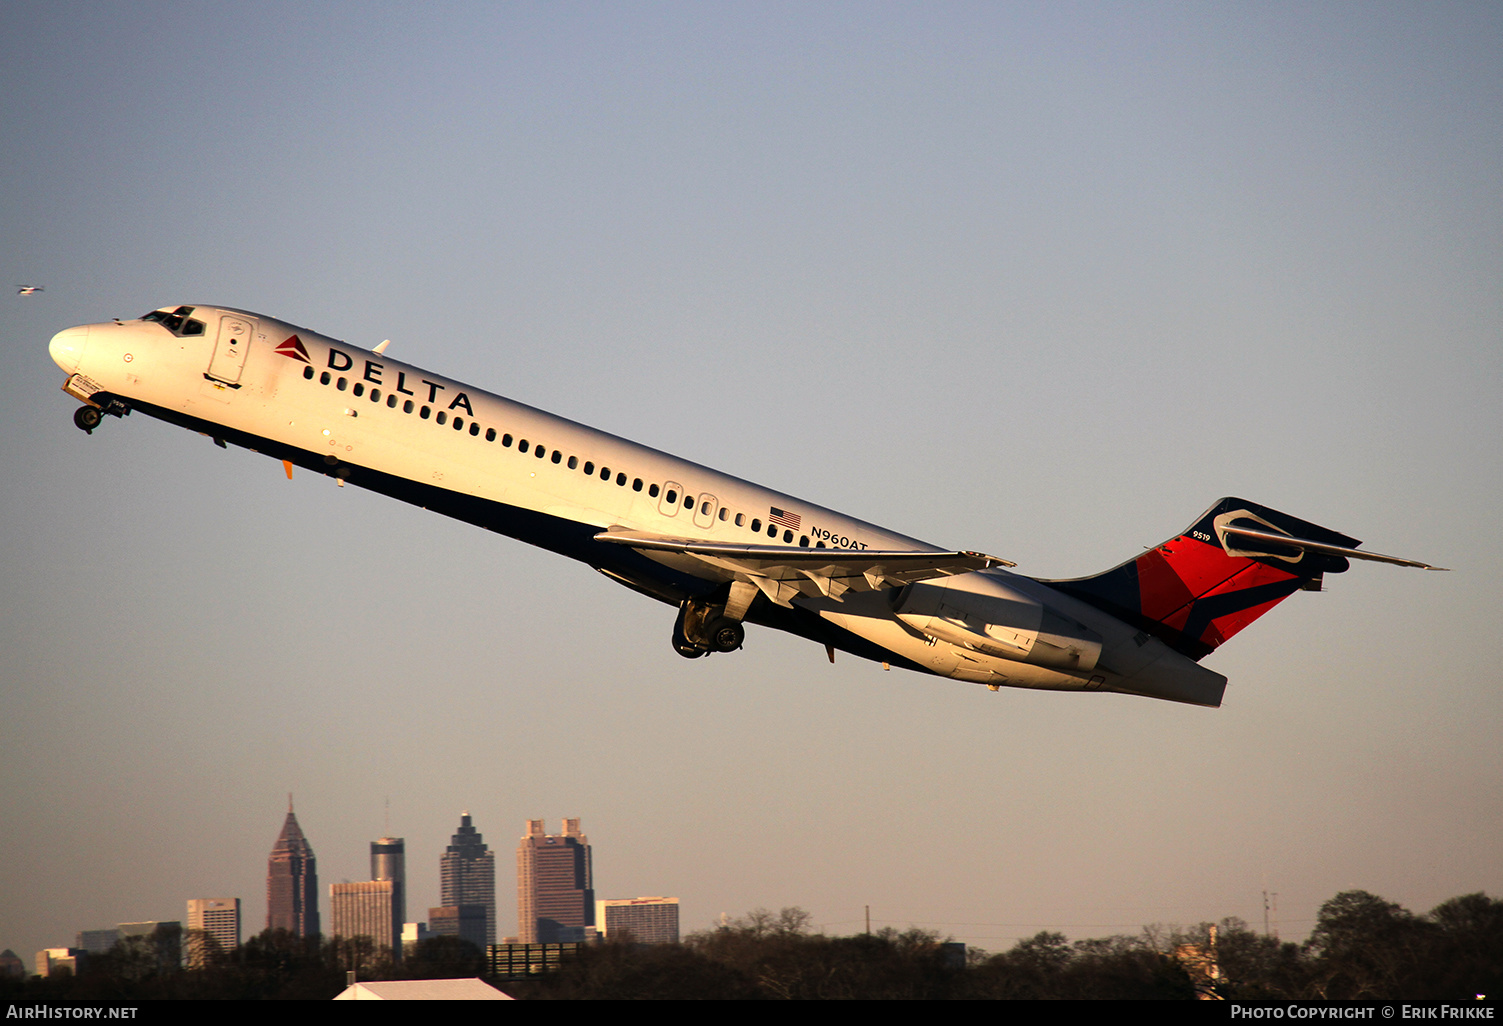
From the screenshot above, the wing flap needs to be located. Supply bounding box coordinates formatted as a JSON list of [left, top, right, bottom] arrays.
[[594, 529, 1012, 607]]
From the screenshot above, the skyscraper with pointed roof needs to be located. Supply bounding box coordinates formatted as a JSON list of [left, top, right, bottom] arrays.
[[266, 798, 320, 937], [440, 811, 496, 946]]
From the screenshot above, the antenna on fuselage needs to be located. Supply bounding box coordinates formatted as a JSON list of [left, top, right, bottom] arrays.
[[374, 339, 391, 354]]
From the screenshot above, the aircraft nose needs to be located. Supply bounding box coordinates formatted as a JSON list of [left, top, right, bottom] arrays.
[[49, 325, 90, 374]]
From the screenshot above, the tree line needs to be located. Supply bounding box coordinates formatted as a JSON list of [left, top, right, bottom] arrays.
[[5, 889, 1498, 1000]]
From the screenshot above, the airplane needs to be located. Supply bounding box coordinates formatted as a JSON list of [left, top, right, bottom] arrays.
[[47, 304, 1444, 708], [17, 285, 44, 295]]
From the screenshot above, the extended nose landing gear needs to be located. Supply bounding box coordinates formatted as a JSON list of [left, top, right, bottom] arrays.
[[672, 598, 746, 659], [74, 406, 103, 433], [71, 396, 129, 435]]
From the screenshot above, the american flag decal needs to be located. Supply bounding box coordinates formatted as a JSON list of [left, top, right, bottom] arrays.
[[769, 506, 801, 530]]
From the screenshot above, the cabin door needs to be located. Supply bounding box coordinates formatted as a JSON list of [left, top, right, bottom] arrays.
[[206, 314, 255, 385]]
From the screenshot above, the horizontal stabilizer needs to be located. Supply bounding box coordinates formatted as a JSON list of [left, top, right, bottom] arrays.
[[1218, 524, 1448, 571]]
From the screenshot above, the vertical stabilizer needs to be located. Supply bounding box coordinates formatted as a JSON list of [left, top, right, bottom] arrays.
[[1045, 498, 1357, 660]]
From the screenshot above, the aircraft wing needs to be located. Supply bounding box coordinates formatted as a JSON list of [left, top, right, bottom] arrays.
[[595, 528, 1012, 609]]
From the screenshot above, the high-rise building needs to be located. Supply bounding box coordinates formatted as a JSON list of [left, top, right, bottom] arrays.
[[0, 950, 25, 979], [36, 948, 84, 978], [516, 818, 594, 943], [428, 905, 489, 951], [186, 898, 241, 966], [400, 921, 430, 958], [266, 799, 320, 937], [75, 930, 120, 954], [370, 836, 406, 928], [331, 880, 401, 963], [117, 921, 182, 970], [440, 811, 496, 945], [595, 897, 680, 945]]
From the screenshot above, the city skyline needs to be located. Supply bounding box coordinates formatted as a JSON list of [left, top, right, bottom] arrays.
[[27, 805, 652, 962], [36, 806, 592, 952], [3, 2, 1499, 966]]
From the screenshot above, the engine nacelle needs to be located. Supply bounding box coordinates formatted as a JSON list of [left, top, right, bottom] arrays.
[[894, 573, 1103, 672]]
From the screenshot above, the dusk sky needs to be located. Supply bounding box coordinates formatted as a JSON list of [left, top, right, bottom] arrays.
[[3, 2, 1500, 964]]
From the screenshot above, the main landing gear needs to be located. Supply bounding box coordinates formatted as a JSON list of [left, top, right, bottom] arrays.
[[672, 597, 746, 659]]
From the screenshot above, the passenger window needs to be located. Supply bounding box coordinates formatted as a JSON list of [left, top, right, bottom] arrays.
[[321, 371, 331, 385], [583, 461, 594, 475], [470, 423, 480, 436], [701, 501, 711, 516], [768, 525, 776, 537], [486, 428, 496, 441], [799, 536, 808, 547], [535, 446, 546, 459], [784, 530, 793, 543], [632, 478, 642, 492], [303, 366, 314, 380], [750, 518, 760, 532], [352, 383, 364, 397], [648, 483, 659, 498], [568, 456, 578, 469], [387, 394, 398, 408], [453, 417, 463, 430], [404, 400, 414, 414], [370, 389, 381, 402], [719, 508, 728, 521], [519, 440, 529, 453], [735, 513, 745, 527], [665, 489, 677, 504], [337, 377, 348, 391], [552, 451, 562, 463], [616, 473, 626, 486], [436, 411, 447, 425], [420, 406, 431, 419], [503, 434, 513, 446], [600, 467, 610, 480]]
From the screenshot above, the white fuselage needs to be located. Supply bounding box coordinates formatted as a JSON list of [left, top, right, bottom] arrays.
[[49, 306, 1227, 706]]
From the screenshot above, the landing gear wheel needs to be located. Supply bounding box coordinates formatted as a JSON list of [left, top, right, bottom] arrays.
[[672, 603, 709, 659], [707, 619, 745, 653], [74, 406, 102, 434], [673, 598, 745, 657]]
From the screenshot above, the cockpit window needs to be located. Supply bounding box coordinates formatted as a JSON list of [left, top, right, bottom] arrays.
[[142, 307, 206, 338]]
